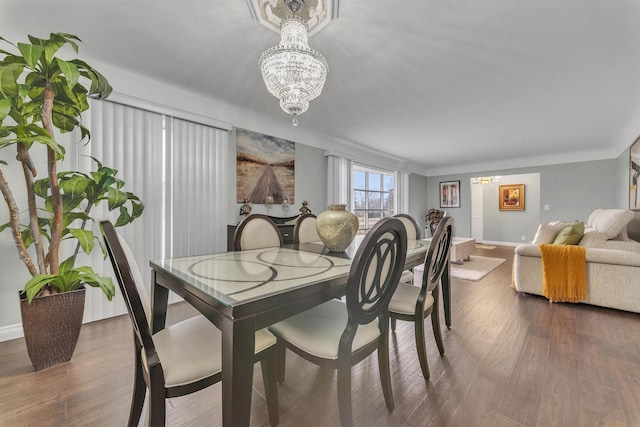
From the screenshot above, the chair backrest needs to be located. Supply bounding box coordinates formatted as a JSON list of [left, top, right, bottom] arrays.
[[100, 221, 155, 354], [393, 214, 421, 240], [234, 214, 283, 251], [294, 213, 320, 244], [419, 215, 453, 295], [344, 217, 407, 329]]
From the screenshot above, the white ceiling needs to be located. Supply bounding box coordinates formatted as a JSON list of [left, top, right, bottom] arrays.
[[2, 0, 640, 175]]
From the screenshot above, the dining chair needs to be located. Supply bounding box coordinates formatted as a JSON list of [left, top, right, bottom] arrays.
[[100, 221, 280, 427], [388, 215, 452, 380], [234, 213, 283, 251], [293, 213, 320, 243], [393, 214, 421, 283], [269, 217, 407, 427]]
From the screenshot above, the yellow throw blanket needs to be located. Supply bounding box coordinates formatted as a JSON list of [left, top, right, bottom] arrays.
[[539, 244, 587, 303]]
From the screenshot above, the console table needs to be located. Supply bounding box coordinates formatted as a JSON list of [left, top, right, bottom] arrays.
[[227, 214, 300, 251]]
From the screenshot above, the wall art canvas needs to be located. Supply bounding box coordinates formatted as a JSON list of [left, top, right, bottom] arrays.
[[630, 137, 640, 210], [236, 128, 295, 204], [499, 184, 525, 211], [440, 181, 460, 208]]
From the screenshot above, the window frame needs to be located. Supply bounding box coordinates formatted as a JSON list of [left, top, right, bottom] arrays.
[[351, 163, 397, 234]]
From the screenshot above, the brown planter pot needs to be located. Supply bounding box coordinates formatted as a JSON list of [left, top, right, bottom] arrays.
[[19, 288, 86, 371]]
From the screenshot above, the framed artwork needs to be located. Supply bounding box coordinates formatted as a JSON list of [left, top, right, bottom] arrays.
[[630, 137, 640, 210], [499, 184, 525, 211], [236, 128, 295, 204], [440, 180, 460, 208]]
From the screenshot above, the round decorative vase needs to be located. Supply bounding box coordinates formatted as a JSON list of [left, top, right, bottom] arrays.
[[316, 204, 359, 252]]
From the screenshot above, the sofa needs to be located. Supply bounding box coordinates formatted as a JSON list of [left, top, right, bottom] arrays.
[[513, 209, 640, 313]]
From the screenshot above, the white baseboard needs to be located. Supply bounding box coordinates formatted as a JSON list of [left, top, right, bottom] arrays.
[[479, 240, 522, 247], [0, 323, 24, 342]]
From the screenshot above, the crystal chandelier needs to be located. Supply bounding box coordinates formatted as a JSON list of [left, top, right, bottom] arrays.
[[259, 0, 328, 126]]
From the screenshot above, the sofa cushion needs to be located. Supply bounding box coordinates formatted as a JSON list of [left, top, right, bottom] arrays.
[[579, 231, 608, 248], [587, 209, 635, 239], [531, 222, 566, 244], [553, 221, 584, 245]]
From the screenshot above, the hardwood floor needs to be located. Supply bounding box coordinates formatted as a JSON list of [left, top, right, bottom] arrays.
[[1, 245, 639, 426]]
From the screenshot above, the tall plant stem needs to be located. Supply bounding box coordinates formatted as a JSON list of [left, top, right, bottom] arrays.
[[0, 168, 38, 276], [42, 83, 62, 274], [16, 142, 47, 274]]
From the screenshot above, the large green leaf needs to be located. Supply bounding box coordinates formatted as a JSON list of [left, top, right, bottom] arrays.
[[107, 188, 129, 210], [115, 207, 132, 227], [20, 228, 34, 248], [30, 33, 65, 65], [68, 228, 94, 254], [0, 62, 24, 98], [23, 266, 115, 303], [33, 178, 50, 198], [61, 211, 91, 228], [15, 135, 64, 158], [59, 174, 91, 198], [71, 59, 112, 98], [23, 274, 57, 303], [16, 43, 44, 69], [0, 97, 10, 120]]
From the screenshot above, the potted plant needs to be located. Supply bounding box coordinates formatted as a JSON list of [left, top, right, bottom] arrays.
[[0, 33, 143, 370]]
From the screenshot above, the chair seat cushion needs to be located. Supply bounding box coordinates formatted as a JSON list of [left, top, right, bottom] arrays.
[[388, 283, 434, 315], [145, 316, 276, 388], [269, 300, 381, 360]]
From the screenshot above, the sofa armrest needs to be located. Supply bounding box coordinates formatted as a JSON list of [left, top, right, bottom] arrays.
[[515, 244, 541, 257]]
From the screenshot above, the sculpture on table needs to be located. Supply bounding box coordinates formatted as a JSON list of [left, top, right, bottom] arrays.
[[239, 197, 252, 219], [300, 200, 312, 215], [425, 209, 445, 236]]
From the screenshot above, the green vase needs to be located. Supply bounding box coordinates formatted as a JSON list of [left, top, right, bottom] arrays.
[[316, 204, 359, 252]]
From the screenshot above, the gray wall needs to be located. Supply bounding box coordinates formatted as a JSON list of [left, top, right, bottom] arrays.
[[408, 173, 430, 238], [426, 158, 624, 244], [480, 173, 540, 243]]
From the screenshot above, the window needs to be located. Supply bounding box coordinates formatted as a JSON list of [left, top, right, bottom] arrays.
[[352, 164, 395, 234]]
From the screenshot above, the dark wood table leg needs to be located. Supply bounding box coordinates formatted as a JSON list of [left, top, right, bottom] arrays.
[[442, 261, 452, 328], [222, 317, 256, 427], [151, 270, 169, 334]]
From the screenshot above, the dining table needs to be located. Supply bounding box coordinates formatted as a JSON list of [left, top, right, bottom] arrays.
[[149, 237, 451, 427]]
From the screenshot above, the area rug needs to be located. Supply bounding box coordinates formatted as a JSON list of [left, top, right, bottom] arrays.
[[475, 243, 497, 250], [451, 256, 506, 281]]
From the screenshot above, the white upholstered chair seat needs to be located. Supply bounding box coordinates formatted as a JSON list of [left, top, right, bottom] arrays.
[[144, 317, 276, 388], [388, 283, 434, 316], [269, 300, 381, 360]]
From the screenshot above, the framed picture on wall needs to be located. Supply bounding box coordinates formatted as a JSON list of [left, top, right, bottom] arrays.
[[630, 137, 640, 211], [235, 127, 295, 204], [499, 184, 525, 211], [440, 180, 460, 208]]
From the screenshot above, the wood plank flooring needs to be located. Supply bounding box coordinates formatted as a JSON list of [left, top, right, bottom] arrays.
[[1, 245, 639, 426]]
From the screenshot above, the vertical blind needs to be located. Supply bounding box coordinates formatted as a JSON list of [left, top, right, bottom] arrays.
[[65, 99, 230, 323]]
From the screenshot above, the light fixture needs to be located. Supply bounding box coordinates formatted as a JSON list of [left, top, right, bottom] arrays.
[[470, 176, 502, 184], [258, 0, 328, 126]]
